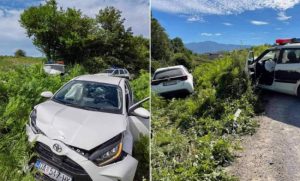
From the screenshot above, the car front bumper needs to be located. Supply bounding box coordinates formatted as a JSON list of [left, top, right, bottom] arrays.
[[26, 125, 138, 181]]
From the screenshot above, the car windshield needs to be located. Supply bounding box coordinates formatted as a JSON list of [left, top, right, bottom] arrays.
[[105, 69, 114, 74], [52, 80, 122, 114], [154, 68, 184, 80]]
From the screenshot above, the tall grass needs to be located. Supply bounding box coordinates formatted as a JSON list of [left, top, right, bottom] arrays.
[[151, 49, 263, 180]]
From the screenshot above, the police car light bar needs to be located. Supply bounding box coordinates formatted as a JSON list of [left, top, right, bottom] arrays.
[[276, 38, 300, 45], [276, 39, 291, 45]]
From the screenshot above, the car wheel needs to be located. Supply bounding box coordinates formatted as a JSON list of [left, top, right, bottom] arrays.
[[297, 85, 300, 97]]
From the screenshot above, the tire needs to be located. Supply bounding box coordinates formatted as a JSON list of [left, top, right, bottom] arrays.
[[297, 85, 300, 97]]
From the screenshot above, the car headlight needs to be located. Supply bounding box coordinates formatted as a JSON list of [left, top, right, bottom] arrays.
[[89, 134, 123, 166], [29, 109, 43, 134]]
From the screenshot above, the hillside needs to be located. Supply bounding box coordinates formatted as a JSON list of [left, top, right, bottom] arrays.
[[185, 41, 251, 54], [0, 56, 44, 70]]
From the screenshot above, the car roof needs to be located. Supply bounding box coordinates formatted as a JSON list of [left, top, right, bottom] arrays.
[[269, 43, 300, 50], [106, 68, 127, 70], [73, 74, 123, 85], [155, 65, 186, 73]]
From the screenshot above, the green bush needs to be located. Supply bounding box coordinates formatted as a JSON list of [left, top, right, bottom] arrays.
[[151, 49, 261, 180]]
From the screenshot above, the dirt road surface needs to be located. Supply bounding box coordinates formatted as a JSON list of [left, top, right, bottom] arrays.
[[227, 92, 300, 181]]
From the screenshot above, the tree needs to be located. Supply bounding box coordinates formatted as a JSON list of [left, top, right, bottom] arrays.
[[170, 37, 185, 54], [172, 53, 191, 69], [151, 17, 171, 62], [20, 0, 93, 64], [14, 49, 26, 57]]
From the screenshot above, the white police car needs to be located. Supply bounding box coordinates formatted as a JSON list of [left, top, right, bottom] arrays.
[[151, 65, 194, 96], [102, 68, 131, 79], [246, 38, 300, 96]]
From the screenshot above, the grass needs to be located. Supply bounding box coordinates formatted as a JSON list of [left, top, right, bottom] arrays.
[[0, 56, 44, 71]]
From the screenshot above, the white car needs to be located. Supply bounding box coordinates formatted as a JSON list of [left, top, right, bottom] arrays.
[[44, 64, 65, 75], [246, 38, 300, 96], [26, 75, 149, 181], [102, 68, 131, 79], [151, 65, 194, 96]]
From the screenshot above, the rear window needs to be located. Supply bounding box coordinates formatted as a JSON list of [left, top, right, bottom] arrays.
[[154, 68, 184, 80]]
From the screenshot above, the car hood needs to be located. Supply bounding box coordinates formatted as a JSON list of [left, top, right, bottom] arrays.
[[35, 100, 127, 150]]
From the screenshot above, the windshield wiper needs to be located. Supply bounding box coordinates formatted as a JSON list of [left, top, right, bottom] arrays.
[[81, 106, 103, 111]]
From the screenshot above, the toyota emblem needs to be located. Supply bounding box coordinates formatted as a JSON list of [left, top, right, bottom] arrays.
[[53, 143, 62, 153]]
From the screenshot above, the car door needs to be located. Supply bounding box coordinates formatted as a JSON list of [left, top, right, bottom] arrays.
[[274, 48, 300, 94], [125, 80, 149, 141], [255, 49, 280, 85]]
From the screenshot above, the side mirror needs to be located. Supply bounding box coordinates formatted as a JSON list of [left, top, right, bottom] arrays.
[[128, 97, 150, 119], [247, 51, 255, 64], [41, 91, 53, 98]]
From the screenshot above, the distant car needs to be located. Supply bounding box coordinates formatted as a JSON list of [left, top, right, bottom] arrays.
[[246, 38, 300, 96], [43, 64, 65, 75], [152, 65, 194, 96], [101, 68, 131, 79], [26, 74, 149, 181]]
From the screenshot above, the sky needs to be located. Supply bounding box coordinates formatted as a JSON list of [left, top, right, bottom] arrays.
[[0, 0, 149, 57], [152, 0, 300, 45]]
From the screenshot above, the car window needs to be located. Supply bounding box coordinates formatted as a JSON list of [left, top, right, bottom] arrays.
[[105, 69, 114, 74], [53, 80, 122, 114], [258, 50, 279, 62], [280, 49, 300, 64], [113, 70, 119, 75], [120, 70, 125, 74], [124, 84, 131, 110], [154, 68, 184, 80]]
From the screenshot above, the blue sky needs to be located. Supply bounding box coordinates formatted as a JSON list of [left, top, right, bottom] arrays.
[[0, 0, 149, 57], [152, 0, 300, 45]]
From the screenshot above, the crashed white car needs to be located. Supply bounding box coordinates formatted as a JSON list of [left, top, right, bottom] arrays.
[[43, 64, 65, 75], [151, 65, 194, 96], [26, 75, 149, 181]]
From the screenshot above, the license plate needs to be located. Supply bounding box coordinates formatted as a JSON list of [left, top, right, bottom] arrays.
[[163, 80, 177, 86], [35, 160, 72, 181]]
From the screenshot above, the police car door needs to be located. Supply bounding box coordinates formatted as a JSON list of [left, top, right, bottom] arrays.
[[255, 49, 279, 85], [274, 48, 300, 95]]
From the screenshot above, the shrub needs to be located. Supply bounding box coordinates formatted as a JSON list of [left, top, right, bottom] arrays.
[[151, 49, 260, 180], [14, 49, 26, 57]]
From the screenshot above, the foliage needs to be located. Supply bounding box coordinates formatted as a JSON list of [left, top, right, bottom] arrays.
[[0, 56, 43, 71], [151, 17, 171, 63], [20, 1, 149, 74], [151, 49, 262, 180], [14, 49, 26, 57], [20, 0, 93, 63], [133, 135, 150, 181]]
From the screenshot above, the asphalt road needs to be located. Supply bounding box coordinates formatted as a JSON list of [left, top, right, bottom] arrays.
[[227, 92, 300, 181]]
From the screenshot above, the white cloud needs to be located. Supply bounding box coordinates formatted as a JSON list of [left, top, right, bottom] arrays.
[[201, 33, 213, 36], [277, 11, 291, 21], [201, 32, 222, 36], [152, 0, 300, 15], [223, 22, 232, 26], [187, 15, 204, 22], [250, 20, 269, 25]]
